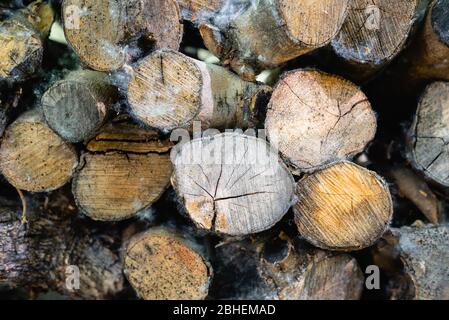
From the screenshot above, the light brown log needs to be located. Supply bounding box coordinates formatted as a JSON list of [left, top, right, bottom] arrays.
[[266, 69, 377, 173], [123, 228, 212, 300], [72, 119, 173, 221], [294, 161, 393, 251], [0, 110, 79, 192], [177, 0, 224, 21], [0, 0, 54, 82], [408, 81, 449, 187], [330, 0, 428, 81], [62, 0, 183, 71], [42, 70, 118, 143], [127, 49, 271, 132], [198, 0, 350, 80], [171, 132, 295, 236]]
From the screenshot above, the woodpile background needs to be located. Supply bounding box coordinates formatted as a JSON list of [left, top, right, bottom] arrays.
[[0, 0, 448, 300]]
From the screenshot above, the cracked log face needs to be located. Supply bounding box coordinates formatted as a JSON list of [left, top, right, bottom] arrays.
[[266, 69, 376, 173], [177, 0, 224, 20], [171, 133, 295, 236], [0, 110, 79, 192], [42, 70, 118, 143], [331, 0, 427, 80], [0, 1, 54, 81], [124, 228, 212, 300], [199, 0, 349, 80], [409, 82, 449, 187], [62, 0, 183, 71], [72, 121, 173, 221], [294, 161, 393, 251], [128, 49, 270, 132]]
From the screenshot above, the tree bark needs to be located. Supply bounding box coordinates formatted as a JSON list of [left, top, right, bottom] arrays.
[[408, 81, 449, 187], [171, 132, 295, 236], [0, 109, 79, 193], [198, 0, 350, 80], [265, 69, 377, 173], [62, 0, 184, 71], [0, 194, 125, 299], [127, 49, 271, 133], [0, 0, 54, 82], [294, 161, 393, 251], [123, 227, 212, 300], [41, 70, 118, 143], [72, 119, 173, 221], [330, 0, 428, 82]]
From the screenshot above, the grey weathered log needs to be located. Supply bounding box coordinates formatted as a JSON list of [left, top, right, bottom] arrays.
[[171, 132, 295, 236], [408, 81, 449, 187], [42, 70, 118, 143], [0, 194, 124, 299]]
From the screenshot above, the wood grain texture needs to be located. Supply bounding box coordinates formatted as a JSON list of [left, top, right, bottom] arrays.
[[266, 69, 376, 173], [0, 0, 54, 81], [171, 133, 295, 236], [0, 110, 79, 192], [199, 0, 349, 80], [294, 161, 393, 251], [409, 81, 449, 187], [331, 0, 427, 80], [124, 228, 212, 300], [392, 225, 449, 300], [72, 121, 172, 221], [63, 0, 183, 71], [42, 70, 118, 143], [177, 0, 224, 20], [128, 49, 270, 132]]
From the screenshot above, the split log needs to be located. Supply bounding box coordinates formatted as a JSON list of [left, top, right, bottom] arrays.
[[62, 0, 184, 72], [177, 0, 224, 21], [408, 81, 449, 187], [0, 0, 54, 82], [123, 228, 212, 300], [373, 225, 449, 300], [42, 70, 118, 143], [294, 161, 393, 251], [171, 132, 295, 236], [211, 232, 364, 300], [127, 49, 271, 132], [0, 194, 124, 299], [72, 120, 173, 221], [330, 0, 428, 82], [265, 69, 377, 173], [0, 110, 79, 192], [198, 0, 350, 80]]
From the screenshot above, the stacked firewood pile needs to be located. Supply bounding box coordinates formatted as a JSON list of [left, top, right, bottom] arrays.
[[0, 0, 448, 300]]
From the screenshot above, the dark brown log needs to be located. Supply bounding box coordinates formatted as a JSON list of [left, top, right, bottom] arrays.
[[127, 49, 271, 132], [408, 81, 449, 187], [198, 0, 350, 80], [0, 110, 79, 192], [294, 161, 393, 251], [0, 194, 125, 299], [330, 0, 428, 82], [72, 119, 173, 221], [62, 0, 184, 72], [123, 228, 212, 300], [171, 132, 295, 236], [42, 70, 118, 143], [0, 0, 54, 82], [265, 69, 377, 173]]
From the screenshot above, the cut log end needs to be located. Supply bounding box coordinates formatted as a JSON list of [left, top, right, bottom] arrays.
[[410, 81, 449, 187], [72, 121, 172, 221], [63, 0, 183, 71], [172, 133, 295, 236], [42, 70, 117, 143], [0, 111, 78, 192], [266, 69, 376, 172], [124, 229, 212, 300], [294, 161, 393, 251]]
